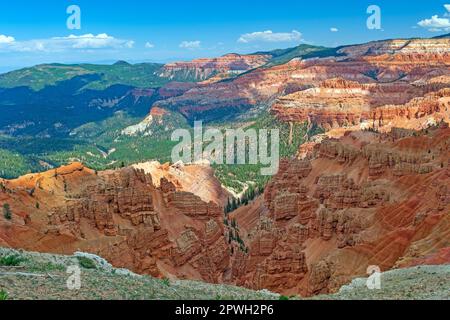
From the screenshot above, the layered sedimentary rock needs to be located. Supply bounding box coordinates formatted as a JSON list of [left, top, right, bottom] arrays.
[[154, 59, 305, 121], [338, 38, 450, 57], [1, 127, 449, 296], [272, 79, 450, 131], [0, 162, 229, 282], [271, 39, 450, 130], [229, 124, 450, 296], [154, 38, 450, 125], [2, 37, 450, 298], [159, 53, 270, 82], [132, 160, 229, 206]]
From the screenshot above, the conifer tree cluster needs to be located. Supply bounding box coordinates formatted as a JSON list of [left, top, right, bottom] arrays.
[[224, 184, 263, 214]]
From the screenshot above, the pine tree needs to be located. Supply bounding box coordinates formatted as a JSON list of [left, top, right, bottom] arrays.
[[3, 203, 11, 220], [231, 198, 237, 211]]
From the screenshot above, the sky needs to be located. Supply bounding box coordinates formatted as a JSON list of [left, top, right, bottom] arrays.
[[0, 0, 449, 71]]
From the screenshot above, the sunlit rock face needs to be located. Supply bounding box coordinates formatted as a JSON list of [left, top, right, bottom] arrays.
[[159, 53, 271, 82], [1, 37, 450, 298], [153, 38, 450, 126], [229, 125, 450, 296], [0, 162, 230, 283]]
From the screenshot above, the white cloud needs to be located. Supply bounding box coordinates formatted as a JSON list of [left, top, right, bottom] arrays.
[[0, 33, 134, 52], [145, 42, 155, 48], [418, 15, 450, 31], [238, 30, 302, 43], [179, 40, 201, 49], [0, 35, 15, 44], [52, 34, 134, 49], [330, 27, 339, 32], [418, 5, 450, 31]]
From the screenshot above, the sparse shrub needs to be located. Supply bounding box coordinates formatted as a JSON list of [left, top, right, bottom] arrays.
[[36, 202, 40, 209], [3, 203, 11, 220], [30, 262, 65, 272], [77, 256, 97, 269], [162, 278, 170, 286], [0, 254, 25, 266], [0, 289, 8, 300], [279, 295, 289, 300]]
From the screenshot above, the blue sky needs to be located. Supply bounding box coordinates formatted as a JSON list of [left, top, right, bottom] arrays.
[[0, 0, 449, 71]]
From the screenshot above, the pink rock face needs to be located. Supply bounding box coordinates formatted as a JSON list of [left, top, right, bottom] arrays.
[[1, 38, 450, 298], [0, 125, 449, 298], [270, 39, 450, 130], [157, 82, 199, 99], [154, 38, 450, 125], [160, 53, 271, 82]]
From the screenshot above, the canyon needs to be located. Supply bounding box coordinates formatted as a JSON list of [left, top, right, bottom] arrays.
[[1, 122, 448, 296], [0, 161, 230, 282], [159, 53, 271, 83], [153, 37, 450, 125], [229, 122, 450, 295], [1, 35, 450, 297]]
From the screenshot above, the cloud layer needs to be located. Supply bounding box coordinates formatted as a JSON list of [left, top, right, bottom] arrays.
[[418, 5, 450, 31], [0, 33, 134, 52], [238, 30, 302, 43], [0, 35, 15, 44]]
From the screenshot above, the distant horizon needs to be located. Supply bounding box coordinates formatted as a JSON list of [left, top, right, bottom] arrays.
[[1, 1, 450, 71]]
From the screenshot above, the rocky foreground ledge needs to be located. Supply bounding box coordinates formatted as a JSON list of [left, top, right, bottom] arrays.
[[0, 248, 278, 300], [0, 248, 448, 300], [315, 265, 450, 300]]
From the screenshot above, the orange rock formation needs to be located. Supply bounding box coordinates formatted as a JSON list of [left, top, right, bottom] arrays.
[[155, 38, 450, 126], [1, 38, 450, 297], [229, 124, 450, 296], [0, 163, 229, 282]]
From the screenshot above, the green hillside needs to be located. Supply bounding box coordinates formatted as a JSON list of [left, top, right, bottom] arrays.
[[0, 62, 168, 91], [0, 47, 337, 182], [256, 44, 341, 67]]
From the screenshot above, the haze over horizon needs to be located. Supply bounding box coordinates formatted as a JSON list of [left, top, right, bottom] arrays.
[[0, 0, 450, 72]]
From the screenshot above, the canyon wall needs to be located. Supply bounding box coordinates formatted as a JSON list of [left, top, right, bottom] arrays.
[[1, 37, 450, 297], [159, 53, 271, 82], [1, 126, 449, 297], [229, 123, 450, 296], [153, 38, 450, 125], [0, 163, 229, 283]]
